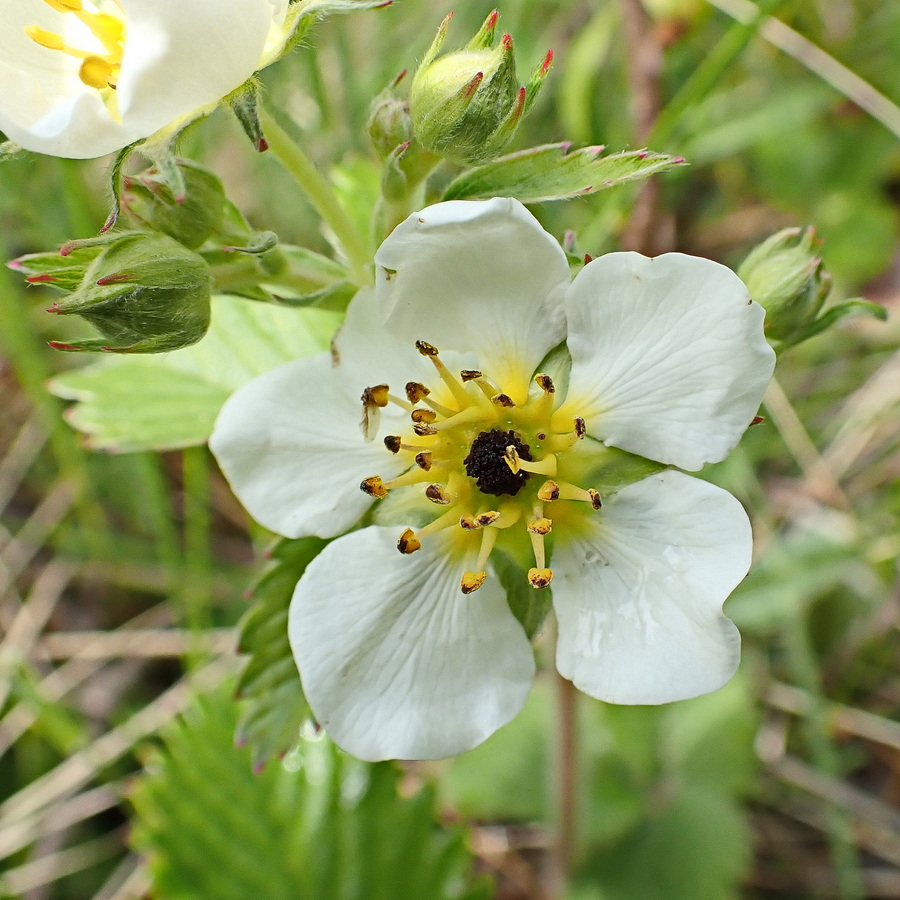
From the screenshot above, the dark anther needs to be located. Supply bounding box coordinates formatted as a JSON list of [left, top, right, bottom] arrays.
[[464, 429, 532, 496]]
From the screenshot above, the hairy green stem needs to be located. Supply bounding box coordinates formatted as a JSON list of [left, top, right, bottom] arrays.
[[549, 669, 578, 898], [259, 108, 372, 287]]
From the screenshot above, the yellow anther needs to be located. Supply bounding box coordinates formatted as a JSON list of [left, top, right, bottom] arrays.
[[415, 340, 472, 407], [425, 483, 452, 505], [459, 514, 481, 530], [415, 340, 439, 357], [411, 408, 437, 423], [528, 517, 552, 535], [360, 476, 388, 499], [528, 568, 554, 589], [30, 2, 126, 92], [474, 511, 500, 527], [25, 26, 65, 51], [362, 384, 390, 407], [79, 55, 114, 90], [397, 529, 421, 554], [461, 571, 487, 594], [504, 447, 558, 477], [538, 480, 560, 502], [405, 381, 430, 403], [534, 373, 555, 393], [491, 393, 515, 407]]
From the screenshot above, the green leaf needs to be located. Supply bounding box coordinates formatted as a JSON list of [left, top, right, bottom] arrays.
[[47, 294, 340, 452], [235, 537, 327, 768], [441, 144, 686, 203], [130, 688, 492, 900]]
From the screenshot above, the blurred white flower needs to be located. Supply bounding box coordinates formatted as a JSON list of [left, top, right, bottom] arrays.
[[211, 198, 775, 761], [0, 0, 289, 158]]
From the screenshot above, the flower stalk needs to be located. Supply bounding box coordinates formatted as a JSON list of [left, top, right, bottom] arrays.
[[259, 107, 372, 287]]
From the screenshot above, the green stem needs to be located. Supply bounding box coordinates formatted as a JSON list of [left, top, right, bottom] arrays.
[[259, 108, 372, 287], [549, 668, 578, 898]]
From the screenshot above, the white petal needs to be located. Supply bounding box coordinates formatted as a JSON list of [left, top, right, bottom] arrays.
[[0, 0, 286, 158], [564, 253, 775, 471], [552, 471, 749, 704], [116, 0, 283, 139], [290, 527, 535, 761], [331, 287, 435, 396], [374, 198, 570, 402], [209, 354, 407, 539]]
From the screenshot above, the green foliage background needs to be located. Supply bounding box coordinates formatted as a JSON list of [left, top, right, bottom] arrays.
[[1, 1, 899, 899]]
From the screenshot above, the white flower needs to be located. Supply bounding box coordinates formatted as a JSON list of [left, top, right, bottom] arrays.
[[0, 0, 289, 158], [210, 198, 775, 761]]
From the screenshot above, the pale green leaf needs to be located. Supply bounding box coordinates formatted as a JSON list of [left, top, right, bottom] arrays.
[[441, 144, 686, 203], [47, 295, 341, 452]]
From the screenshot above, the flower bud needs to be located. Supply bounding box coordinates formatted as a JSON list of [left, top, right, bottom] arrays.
[[409, 11, 552, 165], [121, 159, 227, 250], [367, 71, 413, 160], [30, 233, 212, 353], [738, 227, 831, 344]]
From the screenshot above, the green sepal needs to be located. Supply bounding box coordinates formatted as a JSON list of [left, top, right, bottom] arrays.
[[223, 230, 279, 256], [235, 536, 327, 767], [778, 298, 888, 349], [442, 143, 687, 203], [228, 79, 267, 152], [493, 549, 552, 641], [267, 279, 358, 311], [122, 158, 227, 249], [576, 441, 670, 497], [101, 141, 140, 232]]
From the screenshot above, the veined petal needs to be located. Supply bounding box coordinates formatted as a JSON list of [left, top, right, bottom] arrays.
[[290, 526, 535, 761], [0, 0, 288, 158], [210, 353, 407, 539], [332, 287, 436, 394], [564, 252, 775, 471], [552, 471, 749, 704], [374, 198, 570, 403], [116, 0, 286, 139]]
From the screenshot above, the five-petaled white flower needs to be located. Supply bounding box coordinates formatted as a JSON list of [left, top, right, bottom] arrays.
[[0, 0, 289, 158], [211, 198, 776, 762]]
